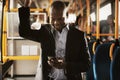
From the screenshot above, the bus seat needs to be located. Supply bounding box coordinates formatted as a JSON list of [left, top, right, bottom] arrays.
[[88, 41, 95, 59], [109, 43, 115, 60], [88, 40, 102, 60], [86, 40, 101, 80], [86, 41, 95, 80], [110, 47, 120, 80], [93, 43, 112, 80]]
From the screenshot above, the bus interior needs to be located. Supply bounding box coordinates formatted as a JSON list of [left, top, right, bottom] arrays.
[[0, 0, 120, 80]]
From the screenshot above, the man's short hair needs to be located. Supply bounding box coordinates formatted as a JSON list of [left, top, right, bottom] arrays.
[[50, 0, 67, 17], [107, 15, 114, 20], [51, 1, 66, 11]]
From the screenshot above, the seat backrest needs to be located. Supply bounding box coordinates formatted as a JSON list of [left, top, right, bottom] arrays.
[[86, 40, 101, 80], [86, 41, 95, 80], [88, 41, 95, 59], [110, 47, 120, 80], [93, 43, 112, 80]]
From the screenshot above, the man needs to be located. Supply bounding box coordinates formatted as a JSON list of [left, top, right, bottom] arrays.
[[18, 0, 90, 80], [75, 14, 87, 32], [100, 15, 115, 42]]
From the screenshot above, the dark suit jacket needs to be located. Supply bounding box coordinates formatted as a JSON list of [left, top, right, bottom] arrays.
[[18, 7, 90, 80]]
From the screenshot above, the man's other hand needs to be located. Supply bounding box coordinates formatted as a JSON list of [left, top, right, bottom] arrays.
[[47, 57, 66, 69]]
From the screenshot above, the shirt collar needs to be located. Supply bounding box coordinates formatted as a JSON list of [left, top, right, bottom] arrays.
[[51, 24, 69, 33]]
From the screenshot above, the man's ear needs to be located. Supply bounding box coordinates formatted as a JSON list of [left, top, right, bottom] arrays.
[[63, 8, 67, 18]]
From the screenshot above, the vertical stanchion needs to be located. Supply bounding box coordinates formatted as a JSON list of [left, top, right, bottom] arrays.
[[1, 0, 6, 63], [96, 0, 100, 39], [115, 0, 119, 39], [114, 0, 119, 46], [86, 0, 90, 34]]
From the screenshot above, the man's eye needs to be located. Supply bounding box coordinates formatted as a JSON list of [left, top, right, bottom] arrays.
[[52, 18, 63, 21], [58, 18, 62, 20], [52, 18, 55, 21]]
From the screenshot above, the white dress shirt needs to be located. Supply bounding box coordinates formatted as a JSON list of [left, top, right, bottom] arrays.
[[49, 25, 69, 80]]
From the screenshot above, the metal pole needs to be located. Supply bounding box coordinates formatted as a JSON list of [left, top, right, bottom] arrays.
[[96, 0, 100, 39], [1, 0, 6, 63], [86, 0, 90, 34], [115, 0, 119, 39]]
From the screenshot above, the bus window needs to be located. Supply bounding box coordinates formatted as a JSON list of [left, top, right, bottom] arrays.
[[90, 3, 112, 22], [100, 3, 111, 20], [100, 3, 115, 42], [90, 12, 96, 22]]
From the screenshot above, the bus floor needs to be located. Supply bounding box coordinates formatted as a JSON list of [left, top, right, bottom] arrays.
[[4, 77, 35, 80], [4, 72, 87, 80]]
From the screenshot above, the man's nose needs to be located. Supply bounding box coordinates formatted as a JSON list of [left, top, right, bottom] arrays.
[[54, 21, 57, 24], [54, 20, 59, 25]]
